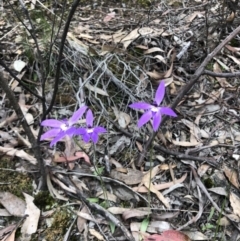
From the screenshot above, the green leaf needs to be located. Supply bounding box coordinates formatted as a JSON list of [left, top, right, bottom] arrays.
[[109, 221, 115, 234], [207, 207, 215, 222], [140, 217, 149, 233], [87, 198, 99, 203], [94, 167, 104, 176]]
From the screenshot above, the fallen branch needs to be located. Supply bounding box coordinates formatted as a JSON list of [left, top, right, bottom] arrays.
[[203, 70, 240, 78]]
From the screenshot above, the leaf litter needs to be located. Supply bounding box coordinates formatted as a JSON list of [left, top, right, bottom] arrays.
[[1, 0, 240, 240]]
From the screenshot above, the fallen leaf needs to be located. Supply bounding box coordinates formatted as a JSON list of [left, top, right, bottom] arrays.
[[230, 192, 240, 217], [182, 230, 207, 240], [131, 221, 171, 233], [112, 107, 131, 129], [21, 193, 40, 235], [0, 192, 25, 216], [144, 230, 191, 241], [13, 59, 27, 72], [89, 229, 104, 240], [122, 209, 151, 220], [197, 164, 210, 177], [0, 224, 16, 241], [77, 205, 89, 233], [139, 165, 170, 208], [3, 229, 16, 241], [172, 140, 201, 147], [110, 168, 144, 185], [103, 11, 116, 22], [144, 47, 164, 54], [54, 151, 91, 165], [208, 187, 227, 196], [133, 173, 187, 193], [213, 62, 231, 87], [223, 165, 239, 189], [121, 28, 140, 49]]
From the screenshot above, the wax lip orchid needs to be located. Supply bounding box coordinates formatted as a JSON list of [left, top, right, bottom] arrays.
[[129, 81, 177, 131], [40, 106, 88, 147], [75, 109, 106, 144]]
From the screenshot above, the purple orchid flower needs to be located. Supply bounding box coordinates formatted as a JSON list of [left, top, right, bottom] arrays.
[[75, 109, 106, 144], [40, 106, 88, 147], [129, 81, 177, 131]]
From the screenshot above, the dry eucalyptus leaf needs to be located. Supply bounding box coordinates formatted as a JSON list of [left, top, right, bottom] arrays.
[[0, 192, 26, 217], [130, 220, 171, 233], [77, 205, 89, 233], [109, 136, 130, 155], [89, 229, 104, 240], [197, 164, 210, 177], [172, 139, 201, 147], [230, 192, 240, 217], [103, 11, 116, 22], [133, 173, 187, 193], [21, 193, 40, 235], [223, 165, 239, 189], [112, 107, 131, 128], [213, 62, 231, 87], [182, 231, 208, 240], [13, 59, 26, 72], [144, 47, 164, 54], [110, 168, 143, 185], [0, 208, 11, 216], [208, 187, 227, 196], [0, 147, 37, 165], [121, 28, 140, 49], [122, 209, 151, 220]]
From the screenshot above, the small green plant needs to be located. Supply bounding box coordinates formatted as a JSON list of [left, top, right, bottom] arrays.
[[201, 207, 216, 231]]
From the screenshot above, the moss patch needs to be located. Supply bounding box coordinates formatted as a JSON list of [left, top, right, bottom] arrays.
[[0, 157, 33, 198]]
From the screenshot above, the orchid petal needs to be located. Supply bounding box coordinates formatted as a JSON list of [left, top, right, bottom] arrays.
[[41, 119, 63, 128], [152, 110, 162, 131], [155, 81, 165, 105], [69, 106, 87, 125], [50, 131, 66, 147], [160, 107, 177, 117], [129, 102, 152, 110], [86, 109, 94, 127], [91, 131, 99, 143], [137, 110, 152, 128], [65, 127, 77, 136], [82, 132, 91, 143], [40, 128, 60, 140], [75, 128, 87, 136]]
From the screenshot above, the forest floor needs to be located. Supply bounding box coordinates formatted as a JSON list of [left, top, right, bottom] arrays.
[[1, 0, 240, 241]]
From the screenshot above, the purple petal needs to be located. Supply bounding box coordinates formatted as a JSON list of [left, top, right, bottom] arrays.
[[75, 128, 87, 135], [129, 102, 152, 110], [50, 131, 66, 147], [152, 110, 162, 131], [82, 132, 91, 143], [65, 127, 77, 136], [40, 128, 60, 141], [154, 81, 165, 106], [41, 119, 63, 128], [91, 131, 99, 143], [86, 109, 94, 127], [160, 107, 177, 117], [69, 106, 88, 125], [137, 110, 152, 128]]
